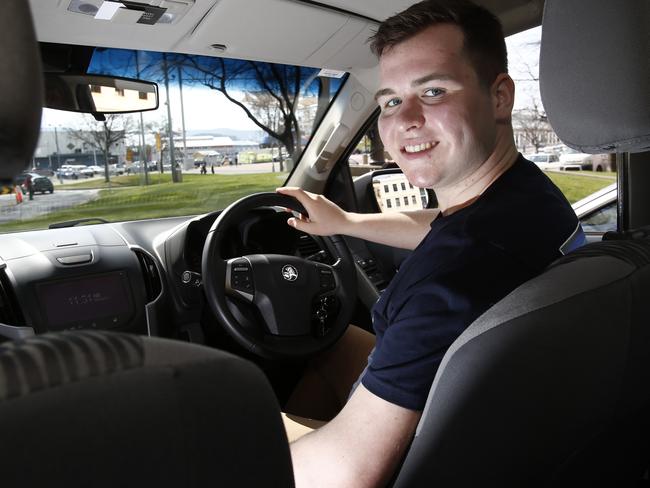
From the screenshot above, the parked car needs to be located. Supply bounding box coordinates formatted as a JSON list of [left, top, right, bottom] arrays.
[[572, 182, 617, 233], [56, 165, 81, 179], [32, 167, 55, 177], [525, 152, 560, 169], [559, 150, 615, 171], [109, 163, 125, 175], [14, 172, 54, 194]]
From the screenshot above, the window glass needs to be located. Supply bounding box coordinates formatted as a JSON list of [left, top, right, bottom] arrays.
[[371, 172, 430, 213], [580, 203, 617, 233], [5, 48, 345, 232]]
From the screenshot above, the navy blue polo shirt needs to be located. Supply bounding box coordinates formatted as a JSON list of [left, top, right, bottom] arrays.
[[361, 155, 585, 411]]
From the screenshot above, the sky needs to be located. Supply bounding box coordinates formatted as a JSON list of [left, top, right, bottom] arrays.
[[506, 26, 542, 110], [41, 26, 543, 132], [41, 85, 260, 133]]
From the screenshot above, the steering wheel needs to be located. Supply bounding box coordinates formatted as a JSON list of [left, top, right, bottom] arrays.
[[201, 192, 357, 359]]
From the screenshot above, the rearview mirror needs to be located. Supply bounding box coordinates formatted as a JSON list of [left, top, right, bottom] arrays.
[[371, 169, 436, 212], [44, 73, 159, 114]]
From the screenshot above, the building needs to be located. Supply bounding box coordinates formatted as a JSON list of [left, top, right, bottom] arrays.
[[170, 135, 259, 162], [372, 173, 429, 213], [512, 109, 561, 154], [33, 128, 127, 169]]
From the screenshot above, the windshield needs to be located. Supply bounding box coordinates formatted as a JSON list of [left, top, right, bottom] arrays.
[[3, 47, 345, 231]]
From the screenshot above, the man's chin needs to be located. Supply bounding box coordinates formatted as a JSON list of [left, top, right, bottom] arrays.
[[399, 170, 437, 190]]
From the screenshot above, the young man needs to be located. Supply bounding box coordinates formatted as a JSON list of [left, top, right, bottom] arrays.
[[279, 1, 585, 486]]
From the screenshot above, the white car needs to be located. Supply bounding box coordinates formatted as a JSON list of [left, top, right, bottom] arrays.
[[572, 182, 617, 233], [525, 153, 560, 169], [559, 150, 614, 171]]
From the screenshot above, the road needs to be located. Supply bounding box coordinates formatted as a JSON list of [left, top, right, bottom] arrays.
[[0, 189, 100, 224]]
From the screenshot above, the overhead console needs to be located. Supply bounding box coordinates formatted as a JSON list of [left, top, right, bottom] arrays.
[[0, 226, 161, 337]]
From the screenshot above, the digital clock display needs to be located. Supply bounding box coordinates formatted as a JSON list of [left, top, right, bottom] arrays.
[[38, 272, 132, 330]]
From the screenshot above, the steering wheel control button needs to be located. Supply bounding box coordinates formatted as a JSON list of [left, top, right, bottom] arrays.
[[231, 260, 254, 293], [318, 268, 336, 291]]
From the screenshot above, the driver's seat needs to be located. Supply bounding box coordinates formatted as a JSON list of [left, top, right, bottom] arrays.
[[392, 1, 650, 486], [0, 1, 293, 486]]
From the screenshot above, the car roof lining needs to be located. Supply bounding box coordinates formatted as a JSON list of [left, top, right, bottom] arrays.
[[29, 0, 544, 77]]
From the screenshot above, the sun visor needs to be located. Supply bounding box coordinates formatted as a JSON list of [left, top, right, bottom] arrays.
[[182, 0, 374, 69], [540, 0, 650, 154]]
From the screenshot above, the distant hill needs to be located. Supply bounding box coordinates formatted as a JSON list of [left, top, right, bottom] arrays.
[[186, 128, 262, 142]]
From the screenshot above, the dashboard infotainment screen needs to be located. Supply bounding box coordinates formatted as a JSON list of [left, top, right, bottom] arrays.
[[37, 271, 133, 331]]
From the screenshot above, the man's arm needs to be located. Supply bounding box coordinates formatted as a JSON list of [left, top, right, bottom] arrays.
[[290, 384, 421, 488], [277, 187, 437, 250]]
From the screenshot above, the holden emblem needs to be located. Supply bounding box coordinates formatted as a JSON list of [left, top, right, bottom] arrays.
[[281, 264, 298, 282]]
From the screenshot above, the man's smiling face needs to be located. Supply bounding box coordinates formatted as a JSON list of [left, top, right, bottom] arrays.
[[376, 23, 498, 191]]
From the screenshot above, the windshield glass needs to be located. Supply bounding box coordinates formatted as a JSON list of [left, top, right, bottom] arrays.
[[3, 48, 345, 232]]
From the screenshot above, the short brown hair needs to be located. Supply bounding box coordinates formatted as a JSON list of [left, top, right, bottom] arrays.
[[369, 0, 508, 88]]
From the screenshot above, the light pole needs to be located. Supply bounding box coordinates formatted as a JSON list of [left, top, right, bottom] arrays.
[[135, 50, 149, 185], [178, 66, 188, 173], [162, 53, 181, 183], [53, 126, 61, 170]]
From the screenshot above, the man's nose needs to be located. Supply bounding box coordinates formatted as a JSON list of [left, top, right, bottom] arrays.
[[397, 97, 425, 132]]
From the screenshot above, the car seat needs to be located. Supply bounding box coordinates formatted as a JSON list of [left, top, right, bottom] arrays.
[[391, 1, 650, 486], [0, 2, 294, 486]]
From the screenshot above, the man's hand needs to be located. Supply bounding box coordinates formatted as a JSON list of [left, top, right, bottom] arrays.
[[276, 187, 437, 250], [276, 187, 351, 236]]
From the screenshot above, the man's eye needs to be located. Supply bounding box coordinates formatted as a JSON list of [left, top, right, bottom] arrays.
[[384, 97, 401, 109], [423, 88, 445, 97]]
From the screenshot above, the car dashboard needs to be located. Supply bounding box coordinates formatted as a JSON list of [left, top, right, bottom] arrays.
[[0, 208, 346, 347]]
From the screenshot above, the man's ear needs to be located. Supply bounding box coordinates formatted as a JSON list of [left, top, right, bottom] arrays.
[[491, 73, 515, 121]]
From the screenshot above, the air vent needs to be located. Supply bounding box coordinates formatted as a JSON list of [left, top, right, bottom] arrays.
[[133, 250, 162, 302], [297, 234, 334, 264], [0, 267, 25, 326]]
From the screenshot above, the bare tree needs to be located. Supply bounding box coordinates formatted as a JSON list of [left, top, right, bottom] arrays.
[[512, 101, 551, 153], [89, 50, 336, 170], [177, 56, 331, 166], [67, 115, 132, 182]]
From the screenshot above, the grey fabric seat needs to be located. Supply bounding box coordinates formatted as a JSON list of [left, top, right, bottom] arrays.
[[392, 1, 650, 486], [0, 2, 293, 486], [393, 237, 650, 486], [0, 331, 294, 487]]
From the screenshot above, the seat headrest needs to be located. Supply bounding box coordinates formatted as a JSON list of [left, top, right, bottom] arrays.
[[0, 0, 43, 184], [540, 0, 650, 154]]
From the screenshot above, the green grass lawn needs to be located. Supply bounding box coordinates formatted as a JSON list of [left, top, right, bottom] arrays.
[[1, 173, 288, 232], [57, 173, 173, 189], [545, 171, 616, 203], [0, 169, 615, 232]]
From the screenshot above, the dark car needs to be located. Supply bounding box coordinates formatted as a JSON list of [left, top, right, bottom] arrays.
[[15, 172, 54, 194]]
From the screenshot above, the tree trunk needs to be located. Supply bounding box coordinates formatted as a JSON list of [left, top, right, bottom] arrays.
[[103, 150, 110, 182]]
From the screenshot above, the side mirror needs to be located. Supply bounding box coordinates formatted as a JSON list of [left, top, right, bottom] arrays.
[[44, 73, 159, 114], [371, 169, 436, 212]]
